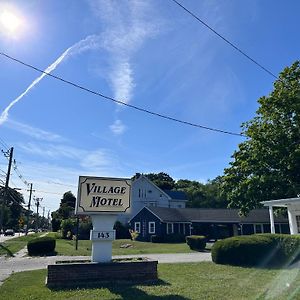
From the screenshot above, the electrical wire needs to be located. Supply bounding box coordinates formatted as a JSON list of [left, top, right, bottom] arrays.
[[0, 51, 246, 138], [170, 0, 278, 80]]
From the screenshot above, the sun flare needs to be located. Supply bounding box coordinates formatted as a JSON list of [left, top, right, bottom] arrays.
[[0, 10, 22, 34]]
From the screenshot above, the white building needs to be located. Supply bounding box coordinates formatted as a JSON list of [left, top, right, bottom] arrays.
[[119, 174, 188, 224], [262, 197, 300, 234]]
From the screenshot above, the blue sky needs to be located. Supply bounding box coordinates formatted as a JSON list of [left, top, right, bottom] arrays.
[[0, 0, 299, 213]]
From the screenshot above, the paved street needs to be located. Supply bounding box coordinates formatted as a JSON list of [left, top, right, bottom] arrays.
[[0, 232, 25, 243], [0, 250, 211, 286]]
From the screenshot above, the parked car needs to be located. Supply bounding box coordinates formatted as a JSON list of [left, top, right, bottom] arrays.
[[4, 229, 15, 236]]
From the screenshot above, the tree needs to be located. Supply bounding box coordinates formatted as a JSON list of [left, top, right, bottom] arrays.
[[133, 172, 176, 190], [0, 186, 25, 229], [222, 61, 300, 215], [57, 191, 76, 220], [176, 177, 228, 208]]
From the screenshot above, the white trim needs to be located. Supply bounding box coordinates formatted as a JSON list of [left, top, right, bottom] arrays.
[[149, 222, 155, 234], [134, 222, 141, 233], [167, 223, 174, 234]]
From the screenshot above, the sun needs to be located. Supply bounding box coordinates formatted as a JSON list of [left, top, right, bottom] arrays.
[[0, 10, 22, 34]]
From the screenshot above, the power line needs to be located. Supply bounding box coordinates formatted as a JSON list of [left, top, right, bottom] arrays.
[[0, 51, 246, 138], [170, 0, 278, 80]]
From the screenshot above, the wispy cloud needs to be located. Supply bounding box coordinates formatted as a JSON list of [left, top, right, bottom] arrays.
[[5, 119, 65, 142], [89, 0, 161, 134], [109, 119, 126, 135], [0, 35, 100, 126], [18, 142, 120, 172]]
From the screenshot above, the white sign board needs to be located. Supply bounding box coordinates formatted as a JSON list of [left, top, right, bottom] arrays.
[[76, 176, 131, 215]]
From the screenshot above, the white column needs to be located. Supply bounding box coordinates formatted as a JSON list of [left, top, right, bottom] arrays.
[[90, 214, 118, 263], [287, 207, 298, 235], [269, 206, 275, 234]]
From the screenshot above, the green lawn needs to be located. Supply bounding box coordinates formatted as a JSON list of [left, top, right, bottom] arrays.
[[1, 262, 300, 299], [0, 233, 45, 256], [54, 237, 196, 256]]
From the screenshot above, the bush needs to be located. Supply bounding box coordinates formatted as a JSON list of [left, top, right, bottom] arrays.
[[211, 234, 300, 267], [186, 235, 206, 251], [60, 218, 77, 239], [114, 221, 131, 239], [27, 237, 56, 256], [150, 234, 186, 243], [151, 235, 163, 243]]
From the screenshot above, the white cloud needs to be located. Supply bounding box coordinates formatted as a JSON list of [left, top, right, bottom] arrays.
[[17, 142, 120, 172], [89, 0, 161, 134], [109, 119, 126, 135], [5, 120, 65, 142]]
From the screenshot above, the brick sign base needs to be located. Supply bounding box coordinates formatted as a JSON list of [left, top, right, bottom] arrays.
[[46, 259, 158, 288]]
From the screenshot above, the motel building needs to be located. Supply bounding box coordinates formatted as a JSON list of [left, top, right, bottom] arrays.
[[262, 197, 300, 235]]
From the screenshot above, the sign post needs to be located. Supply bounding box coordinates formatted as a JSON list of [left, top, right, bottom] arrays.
[[75, 176, 131, 263]]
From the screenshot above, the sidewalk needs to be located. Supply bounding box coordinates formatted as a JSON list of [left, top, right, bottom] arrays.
[[0, 249, 211, 286]]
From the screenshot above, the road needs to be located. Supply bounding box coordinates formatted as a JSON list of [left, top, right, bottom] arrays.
[[0, 232, 25, 243]]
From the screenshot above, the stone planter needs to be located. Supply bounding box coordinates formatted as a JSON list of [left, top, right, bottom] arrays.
[[46, 258, 158, 288]]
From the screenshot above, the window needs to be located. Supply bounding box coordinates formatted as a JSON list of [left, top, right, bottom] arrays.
[[149, 222, 155, 234], [255, 224, 262, 234], [134, 222, 141, 233], [167, 223, 173, 234], [296, 216, 300, 233]]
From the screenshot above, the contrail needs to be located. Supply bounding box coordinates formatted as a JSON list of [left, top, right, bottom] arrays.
[[0, 35, 99, 125]]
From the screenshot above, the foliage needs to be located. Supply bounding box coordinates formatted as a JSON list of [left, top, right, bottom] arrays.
[[222, 62, 300, 214], [60, 218, 77, 239], [176, 177, 228, 208], [114, 221, 131, 239], [186, 235, 206, 251], [0, 233, 44, 256], [212, 234, 300, 267], [78, 217, 92, 240], [0, 187, 25, 230], [129, 229, 139, 241], [27, 236, 56, 256], [133, 172, 175, 190]]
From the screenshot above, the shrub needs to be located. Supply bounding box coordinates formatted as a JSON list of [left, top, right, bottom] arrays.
[[186, 235, 206, 251], [60, 218, 77, 239], [165, 234, 186, 243], [27, 237, 56, 256], [151, 235, 163, 243], [114, 221, 131, 239], [212, 234, 300, 267]]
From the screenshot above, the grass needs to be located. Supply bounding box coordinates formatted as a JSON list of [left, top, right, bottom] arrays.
[[0, 233, 44, 256], [1, 262, 300, 299], [52, 237, 196, 256]]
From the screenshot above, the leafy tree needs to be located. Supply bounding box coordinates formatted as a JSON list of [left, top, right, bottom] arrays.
[[222, 61, 300, 215], [56, 191, 76, 220], [133, 172, 175, 190], [176, 177, 228, 208], [0, 187, 25, 230]]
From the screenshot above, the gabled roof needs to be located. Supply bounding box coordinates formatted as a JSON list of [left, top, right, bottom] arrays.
[[144, 207, 288, 224], [163, 190, 188, 201]]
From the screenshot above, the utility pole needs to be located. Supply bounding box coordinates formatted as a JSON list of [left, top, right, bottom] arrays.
[[42, 206, 45, 229], [0, 147, 13, 232], [34, 197, 43, 232], [25, 183, 34, 235]]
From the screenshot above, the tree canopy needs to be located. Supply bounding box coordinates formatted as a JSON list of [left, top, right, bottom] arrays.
[[0, 186, 25, 229], [222, 61, 300, 214]]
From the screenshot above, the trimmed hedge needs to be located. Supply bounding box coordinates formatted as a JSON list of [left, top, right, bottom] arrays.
[[150, 234, 186, 243], [186, 235, 206, 251], [212, 234, 300, 267], [27, 236, 56, 256]]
